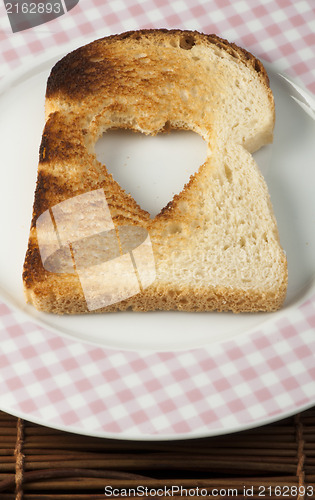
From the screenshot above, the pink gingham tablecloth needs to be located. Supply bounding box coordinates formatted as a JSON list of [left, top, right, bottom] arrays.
[[0, 0, 314, 438]]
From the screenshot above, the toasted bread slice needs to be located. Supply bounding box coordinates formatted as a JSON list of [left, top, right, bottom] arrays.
[[23, 29, 287, 314]]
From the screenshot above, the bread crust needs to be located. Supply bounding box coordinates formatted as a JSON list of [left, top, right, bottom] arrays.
[[46, 30, 272, 99], [23, 29, 287, 314]]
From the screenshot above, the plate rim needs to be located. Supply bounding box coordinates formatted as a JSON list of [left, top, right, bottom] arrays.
[[1, 399, 315, 442]]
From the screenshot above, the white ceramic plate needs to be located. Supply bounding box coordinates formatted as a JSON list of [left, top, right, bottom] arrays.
[[0, 46, 314, 440], [0, 50, 314, 351]]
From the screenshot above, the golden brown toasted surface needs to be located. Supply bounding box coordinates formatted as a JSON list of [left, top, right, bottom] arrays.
[[23, 29, 287, 315], [46, 30, 271, 101]]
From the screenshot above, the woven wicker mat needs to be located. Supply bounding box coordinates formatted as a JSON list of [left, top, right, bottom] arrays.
[[0, 408, 314, 500]]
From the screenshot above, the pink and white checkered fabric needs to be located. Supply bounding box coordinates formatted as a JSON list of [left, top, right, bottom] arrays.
[[0, 0, 314, 438], [0, 0, 314, 92]]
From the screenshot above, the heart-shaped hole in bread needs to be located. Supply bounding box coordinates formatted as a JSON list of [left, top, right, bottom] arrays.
[[95, 129, 207, 218]]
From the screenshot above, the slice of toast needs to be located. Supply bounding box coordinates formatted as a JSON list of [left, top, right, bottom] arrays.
[[23, 29, 288, 314]]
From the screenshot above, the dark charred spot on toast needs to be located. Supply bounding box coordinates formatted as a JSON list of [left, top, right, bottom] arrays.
[[255, 59, 262, 72], [23, 242, 46, 287], [114, 30, 152, 40], [46, 46, 116, 99], [40, 134, 79, 163], [179, 35, 195, 50], [110, 29, 169, 41], [157, 199, 175, 218], [31, 171, 70, 228], [40, 113, 86, 163], [39, 134, 49, 163], [120, 31, 134, 39]]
